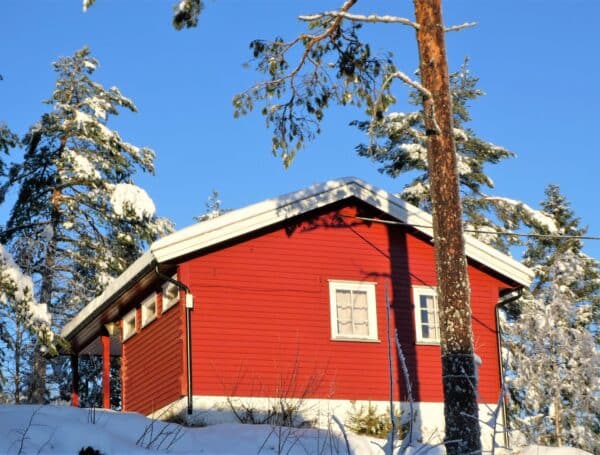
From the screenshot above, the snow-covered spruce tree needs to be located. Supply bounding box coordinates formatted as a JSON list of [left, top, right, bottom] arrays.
[[506, 185, 599, 451], [0, 244, 54, 403], [0, 47, 172, 403]]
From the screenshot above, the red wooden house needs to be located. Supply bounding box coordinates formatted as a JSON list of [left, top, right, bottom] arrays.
[[61, 177, 531, 441]]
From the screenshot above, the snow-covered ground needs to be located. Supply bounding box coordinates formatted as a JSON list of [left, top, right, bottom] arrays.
[[0, 405, 591, 454]]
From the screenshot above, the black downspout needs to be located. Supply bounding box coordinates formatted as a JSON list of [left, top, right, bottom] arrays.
[[495, 287, 523, 449], [155, 266, 194, 415]]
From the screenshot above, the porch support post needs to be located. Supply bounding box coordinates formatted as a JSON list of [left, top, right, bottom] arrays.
[[101, 335, 111, 409], [71, 354, 79, 407]]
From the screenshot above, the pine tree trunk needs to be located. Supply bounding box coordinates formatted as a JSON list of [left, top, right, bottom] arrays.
[[413, 1, 481, 453]]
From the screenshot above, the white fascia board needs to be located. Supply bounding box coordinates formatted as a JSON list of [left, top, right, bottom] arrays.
[[361, 179, 533, 287], [150, 177, 532, 287], [150, 178, 362, 262], [60, 250, 155, 339]]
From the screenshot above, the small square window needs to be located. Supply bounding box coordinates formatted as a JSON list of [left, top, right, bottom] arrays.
[[413, 286, 440, 344], [329, 280, 378, 341], [122, 309, 136, 341], [162, 276, 180, 313], [141, 293, 157, 327]]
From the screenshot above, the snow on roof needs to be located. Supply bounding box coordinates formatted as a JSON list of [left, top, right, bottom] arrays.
[[61, 177, 533, 341]]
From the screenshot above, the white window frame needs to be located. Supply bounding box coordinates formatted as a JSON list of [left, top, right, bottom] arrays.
[[413, 286, 441, 344], [141, 293, 158, 328], [328, 280, 378, 341], [162, 275, 180, 313], [122, 308, 137, 341]]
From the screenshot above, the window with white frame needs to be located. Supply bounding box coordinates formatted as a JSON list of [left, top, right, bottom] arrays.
[[329, 280, 378, 341], [162, 276, 180, 313], [122, 309, 136, 341], [141, 293, 157, 327], [413, 286, 440, 343]]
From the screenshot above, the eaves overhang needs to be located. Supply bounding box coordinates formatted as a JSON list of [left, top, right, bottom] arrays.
[[61, 177, 533, 349]]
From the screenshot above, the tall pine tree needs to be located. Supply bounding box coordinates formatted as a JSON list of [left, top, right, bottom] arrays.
[[506, 185, 599, 451], [1, 47, 172, 403], [355, 59, 535, 253]]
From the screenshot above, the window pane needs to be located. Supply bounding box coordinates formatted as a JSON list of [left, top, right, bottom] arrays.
[[420, 295, 433, 309], [331, 283, 376, 339], [416, 291, 439, 342], [352, 291, 369, 335], [336, 290, 353, 334], [336, 288, 371, 336]]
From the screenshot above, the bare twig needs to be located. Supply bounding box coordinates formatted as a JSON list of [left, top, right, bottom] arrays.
[[331, 415, 351, 455], [384, 280, 396, 454], [14, 406, 43, 455], [395, 329, 417, 450], [299, 11, 419, 29]]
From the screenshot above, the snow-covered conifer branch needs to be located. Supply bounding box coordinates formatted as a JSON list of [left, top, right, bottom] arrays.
[[299, 11, 419, 29]]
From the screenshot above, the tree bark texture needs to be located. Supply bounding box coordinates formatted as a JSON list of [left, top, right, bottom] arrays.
[[413, 1, 481, 453]]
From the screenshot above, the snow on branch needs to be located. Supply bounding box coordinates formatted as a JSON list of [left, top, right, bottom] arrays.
[[109, 183, 156, 220], [485, 196, 558, 232], [372, 70, 440, 135], [445, 21, 478, 33], [82, 0, 95, 13], [299, 11, 419, 29]]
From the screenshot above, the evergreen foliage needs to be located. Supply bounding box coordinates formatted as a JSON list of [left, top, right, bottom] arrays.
[[354, 60, 525, 252], [83, 0, 203, 31], [506, 186, 599, 451], [1, 46, 171, 326], [0, 245, 54, 402], [172, 0, 203, 30], [0, 47, 172, 402]]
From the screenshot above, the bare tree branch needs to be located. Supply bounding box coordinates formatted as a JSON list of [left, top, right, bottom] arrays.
[[445, 21, 478, 33], [371, 70, 440, 135], [299, 11, 419, 29]]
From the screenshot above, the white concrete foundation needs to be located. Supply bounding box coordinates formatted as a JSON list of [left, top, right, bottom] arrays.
[[150, 395, 507, 451]]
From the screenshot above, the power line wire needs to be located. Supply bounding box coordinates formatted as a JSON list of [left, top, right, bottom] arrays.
[[341, 215, 600, 241]]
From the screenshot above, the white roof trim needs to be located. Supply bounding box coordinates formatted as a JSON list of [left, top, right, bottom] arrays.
[[61, 177, 533, 340], [61, 251, 155, 338]]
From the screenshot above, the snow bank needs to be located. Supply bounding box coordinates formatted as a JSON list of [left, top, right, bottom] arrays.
[[0, 405, 381, 454], [0, 405, 591, 454], [515, 446, 592, 455]]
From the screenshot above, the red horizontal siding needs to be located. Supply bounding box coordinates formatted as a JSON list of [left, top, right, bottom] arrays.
[[122, 293, 184, 415], [178, 202, 511, 405]]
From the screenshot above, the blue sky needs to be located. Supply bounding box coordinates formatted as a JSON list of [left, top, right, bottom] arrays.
[[1, 0, 598, 259]]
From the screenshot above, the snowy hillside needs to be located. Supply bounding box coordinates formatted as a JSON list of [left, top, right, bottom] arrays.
[[0, 405, 592, 454], [0, 405, 400, 455]]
